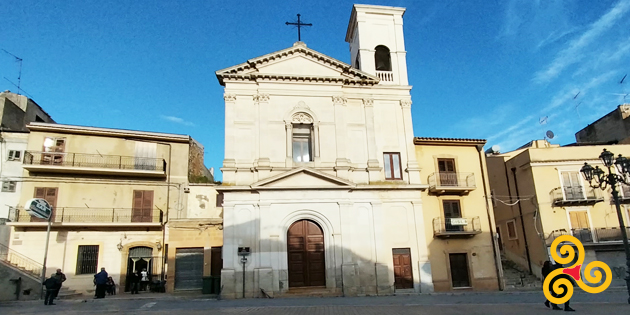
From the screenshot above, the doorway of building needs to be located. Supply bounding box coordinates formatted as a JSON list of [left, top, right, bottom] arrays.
[[125, 246, 154, 292], [287, 219, 325, 287], [392, 248, 413, 289], [449, 253, 471, 288]]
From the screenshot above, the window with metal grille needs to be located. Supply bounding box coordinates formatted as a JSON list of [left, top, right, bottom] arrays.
[[76, 245, 99, 275]]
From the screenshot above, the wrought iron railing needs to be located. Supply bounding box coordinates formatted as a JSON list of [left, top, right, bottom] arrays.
[[12, 207, 163, 224], [549, 186, 603, 205], [545, 227, 630, 244], [376, 70, 394, 82], [433, 216, 481, 235], [0, 243, 43, 279], [428, 172, 476, 188], [23, 151, 166, 172]]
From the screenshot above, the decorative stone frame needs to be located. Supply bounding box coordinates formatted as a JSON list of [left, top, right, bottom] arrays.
[[284, 105, 320, 164], [118, 241, 161, 292]]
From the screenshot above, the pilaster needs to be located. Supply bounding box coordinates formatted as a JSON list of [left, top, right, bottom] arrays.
[[285, 122, 293, 167], [400, 99, 421, 184], [254, 93, 270, 168], [223, 93, 237, 169], [411, 201, 434, 293], [333, 96, 350, 178], [363, 98, 381, 181]]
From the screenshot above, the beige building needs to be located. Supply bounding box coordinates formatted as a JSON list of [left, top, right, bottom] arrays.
[[5, 122, 222, 295], [487, 139, 630, 286], [414, 137, 502, 291]]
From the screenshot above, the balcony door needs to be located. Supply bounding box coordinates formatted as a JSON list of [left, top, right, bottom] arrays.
[[561, 172, 584, 200], [132, 190, 154, 222], [41, 137, 65, 165], [568, 210, 593, 242], [443, 200, 464, 232], [438, 158, 457, 186], [31, 187, 57, 222]]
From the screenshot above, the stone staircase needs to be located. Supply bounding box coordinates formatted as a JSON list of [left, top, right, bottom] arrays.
[[279, 286, 343, 298], [502, 259, 541, 291], [0, 243, 42, 280], [56, 286, 83, 299]]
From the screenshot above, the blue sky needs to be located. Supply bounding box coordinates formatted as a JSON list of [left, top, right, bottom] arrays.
[[2, 0, 630, 181]]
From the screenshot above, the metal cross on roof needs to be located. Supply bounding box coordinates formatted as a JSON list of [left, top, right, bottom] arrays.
[[285, 14, 312, 42]]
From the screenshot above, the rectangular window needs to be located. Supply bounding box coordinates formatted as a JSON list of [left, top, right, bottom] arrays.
[[216, 192, 224, 207], [506, 220, 517, 240], [76, 245, 99, 275], [437, 158, 458, 186], [2, 181, 17, 192], [42, 137, 66, 165], [561, 171, 584, 200], [443, 200, 463, 231], [384, 152, 402, 180], [8, 150, 22, 161], [292, 125, 312, 162]]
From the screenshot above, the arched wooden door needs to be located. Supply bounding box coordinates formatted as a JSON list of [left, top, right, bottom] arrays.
[[287, 220, 325, 287]]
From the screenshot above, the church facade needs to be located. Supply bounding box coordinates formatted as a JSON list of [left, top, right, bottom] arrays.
[[216, 4, 500, 298]]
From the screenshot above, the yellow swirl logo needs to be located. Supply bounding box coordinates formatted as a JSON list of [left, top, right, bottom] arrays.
[[543, 235, 612, 304]]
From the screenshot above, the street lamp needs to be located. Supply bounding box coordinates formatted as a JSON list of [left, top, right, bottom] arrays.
[[580, 148, 630, 304]]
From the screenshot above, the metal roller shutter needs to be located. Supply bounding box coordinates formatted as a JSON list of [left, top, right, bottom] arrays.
[[174, 248, 204, 290]]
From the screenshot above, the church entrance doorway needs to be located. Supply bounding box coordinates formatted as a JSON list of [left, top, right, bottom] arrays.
[[287, 219, 325, 287]]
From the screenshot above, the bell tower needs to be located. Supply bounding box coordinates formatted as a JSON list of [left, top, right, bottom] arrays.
[[345, 4, 409, 85]]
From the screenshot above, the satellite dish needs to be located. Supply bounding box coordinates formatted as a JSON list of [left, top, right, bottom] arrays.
[[546, 130, 555, 139]]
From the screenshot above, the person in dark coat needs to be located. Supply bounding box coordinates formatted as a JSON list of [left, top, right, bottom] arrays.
[[130, 270, 140, 294], [106, 277, 116, 295], [43, 273, 60, 305], [52, 269, 66, 299], [542, 261, 575, 312], [94, 267, 109, 298]]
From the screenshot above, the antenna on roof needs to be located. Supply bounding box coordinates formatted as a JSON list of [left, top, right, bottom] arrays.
[[545, 130, 555, 141], [620, 74, 627, 84], [1, 49, 23, 95]]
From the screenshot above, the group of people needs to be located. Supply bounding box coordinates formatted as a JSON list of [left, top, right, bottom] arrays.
[[128, 269, 150, 294], [42, 269, 66, 305], [542, 260, 576, 312]]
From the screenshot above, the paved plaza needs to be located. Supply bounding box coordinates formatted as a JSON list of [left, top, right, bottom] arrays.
[[1, 291, 628, 315]]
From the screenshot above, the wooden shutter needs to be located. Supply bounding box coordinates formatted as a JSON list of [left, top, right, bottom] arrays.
[[31, 187, 57, 222], [142, 190, 153, 222], [132, 190, 154, 223]]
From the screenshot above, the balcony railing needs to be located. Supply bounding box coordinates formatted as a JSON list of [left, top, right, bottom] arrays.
[[0, 243, 43, 279], [545, 227, 630, 245], [549, 186, 604, 206], [428, 172, 476, 195], [10, 207, 163, 224], [23, 151, 166, 176], [375, 70, 394, 82], [433, 216, 481, 238]]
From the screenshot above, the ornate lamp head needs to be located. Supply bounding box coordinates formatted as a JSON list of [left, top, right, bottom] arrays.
[[580, 163, 595, 182], [615, 154, 630, 175], [599, 149, 614, 167]]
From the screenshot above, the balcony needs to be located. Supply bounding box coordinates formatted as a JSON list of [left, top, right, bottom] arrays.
[[8, 207, 163, 227], [375, 70, 394, 82], [428, 172, 476, 195], [545, 227, 630, 245], [433, 216, 482, 238], [549, 186, 604, 207], [23, 151, 166, 177]]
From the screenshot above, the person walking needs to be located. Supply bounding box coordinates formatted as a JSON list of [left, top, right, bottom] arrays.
[[93, 267, 108, 298], [42, 273, 60, 305], [543, 261, 575, 312], [52, 269, 66, 300], [130, 270, 140, 294]]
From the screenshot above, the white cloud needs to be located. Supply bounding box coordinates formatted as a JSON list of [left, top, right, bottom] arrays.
[[160, 115, 195, 127], [533, 0, 630, 84]]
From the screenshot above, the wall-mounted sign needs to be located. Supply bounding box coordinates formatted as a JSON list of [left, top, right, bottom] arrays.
[[238, 247, 251, 256], [24, 198, 52, 220], [450, 218, 468, 226]]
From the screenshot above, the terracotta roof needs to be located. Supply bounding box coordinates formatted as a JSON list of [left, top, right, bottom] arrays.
[[414, 137, 486, 144]]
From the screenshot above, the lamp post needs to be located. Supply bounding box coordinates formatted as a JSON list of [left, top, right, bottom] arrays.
[[580, 148, 630, 304]]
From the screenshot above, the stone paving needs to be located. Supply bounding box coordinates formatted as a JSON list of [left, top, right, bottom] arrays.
[[1, 290, 628, 315]]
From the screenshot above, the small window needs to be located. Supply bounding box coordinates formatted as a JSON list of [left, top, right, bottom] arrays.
[[8, 150, 22, 161], [76, 245, 99, 275], [384, 152, 402, 180], [35, 115, 45, 122], [292, 125, 313, 162], [216, 192, 224, 207], [2, 181, 17, 192], [506, 220, 517, 240]]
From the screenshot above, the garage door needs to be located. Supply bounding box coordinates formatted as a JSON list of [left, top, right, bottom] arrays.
[[174, 248, 204, 290]]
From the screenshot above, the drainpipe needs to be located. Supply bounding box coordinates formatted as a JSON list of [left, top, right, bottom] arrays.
[[477, 146, 504, 290], [511, 167, 533, 274]]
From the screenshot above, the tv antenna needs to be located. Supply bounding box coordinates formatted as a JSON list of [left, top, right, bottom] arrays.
[[1, 49, 23, 95], [539, 116, 548, 125], [545, 130, 555, 141], [620, 74, 627, 84]]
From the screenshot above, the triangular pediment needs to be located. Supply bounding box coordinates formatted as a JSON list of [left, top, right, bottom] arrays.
[[251, 167, 355, 189], [216, 42, 379, 86]]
